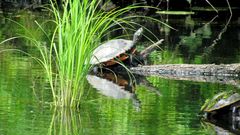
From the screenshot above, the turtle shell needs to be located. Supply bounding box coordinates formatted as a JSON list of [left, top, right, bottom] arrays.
[[90, 39, 134, 65], [202, 91, 240, 112]]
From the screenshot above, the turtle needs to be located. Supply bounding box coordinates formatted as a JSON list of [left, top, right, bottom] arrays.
[[90, 28, 143, 67], [201, 91, 240, 119]]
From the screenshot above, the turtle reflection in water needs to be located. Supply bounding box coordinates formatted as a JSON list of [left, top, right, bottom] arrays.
[[86, 72, 141, 111], [86, 72, 161, 111]]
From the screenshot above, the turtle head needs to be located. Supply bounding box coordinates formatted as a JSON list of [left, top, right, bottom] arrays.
[[133, 28, 143, 44]]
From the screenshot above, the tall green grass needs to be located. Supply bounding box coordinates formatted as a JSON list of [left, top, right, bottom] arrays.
[[1, 1, 168, 107], [38, 0, 149, 107]]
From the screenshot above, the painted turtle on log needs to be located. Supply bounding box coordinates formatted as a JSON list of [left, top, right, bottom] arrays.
[[90, 28, 143, 67], [201, 91, 240, 119]]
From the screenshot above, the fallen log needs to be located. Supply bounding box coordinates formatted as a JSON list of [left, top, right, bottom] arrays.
[[131, 64, 240, 77], [130, 64, 240, 87]]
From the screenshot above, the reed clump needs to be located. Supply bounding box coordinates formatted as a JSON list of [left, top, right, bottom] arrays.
[[38, 0, 145, 107], [1, 1, 166, 107]]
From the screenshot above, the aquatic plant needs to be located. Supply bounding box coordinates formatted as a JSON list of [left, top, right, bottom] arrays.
[[37, 0, 174, 107], [42, 0, 144, 107], [28, 1, 162, 107], [1, 0, 170, 107]]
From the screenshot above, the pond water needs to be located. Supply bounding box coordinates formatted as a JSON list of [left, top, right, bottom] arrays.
[[0, 10, 240, 135]]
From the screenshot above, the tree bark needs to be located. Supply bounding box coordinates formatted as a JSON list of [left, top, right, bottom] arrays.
[[131, 64, 240, 77], [131, 64, 240, 87]]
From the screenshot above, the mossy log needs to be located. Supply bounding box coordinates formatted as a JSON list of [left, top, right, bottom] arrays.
[[131, 64, 240, 87], [131, 64, 240, 77]]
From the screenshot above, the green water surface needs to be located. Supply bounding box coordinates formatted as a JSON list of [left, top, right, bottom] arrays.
[[0, 10, 240, 135]]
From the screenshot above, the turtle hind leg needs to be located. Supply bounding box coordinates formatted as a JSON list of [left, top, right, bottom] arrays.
[[132, 55, 144, 66], [232, 104, 240, 116]]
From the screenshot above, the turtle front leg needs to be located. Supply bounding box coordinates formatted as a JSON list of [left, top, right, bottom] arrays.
[[129, 54, 133, 64], [232, 106, 240, 124], [232, 105, 240, 116], [232, 106, 240, 130], [128, 54, 136, 66], [233, 106, 238, 119]]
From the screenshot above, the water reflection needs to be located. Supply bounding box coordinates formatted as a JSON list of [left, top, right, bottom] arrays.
[[0, 52, 236, 135], [86, 72, 162, 111], [87, 73, 141, 111], [86, 73, 136, 99], [49, 108, 83, 135]]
